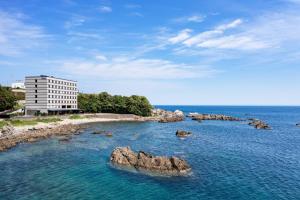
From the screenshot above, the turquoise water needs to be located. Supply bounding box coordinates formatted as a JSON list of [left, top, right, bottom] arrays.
[[1, 106, 300, 200]]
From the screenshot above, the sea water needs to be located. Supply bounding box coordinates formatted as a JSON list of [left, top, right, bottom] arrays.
[[0, 106, 300, 200]]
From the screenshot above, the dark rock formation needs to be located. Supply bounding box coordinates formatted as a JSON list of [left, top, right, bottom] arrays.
[[188, 113, 240, 121], [176, 130, 192, 137], [296, 123, 300, 127], [152, 109, 184, 123], [110, 146, 191, 176], [248, 119, 271, 130]]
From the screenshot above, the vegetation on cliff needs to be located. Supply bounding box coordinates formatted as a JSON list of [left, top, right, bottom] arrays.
[[78, 92, 153, 116]]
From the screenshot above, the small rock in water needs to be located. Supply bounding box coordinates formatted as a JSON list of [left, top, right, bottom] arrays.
[[188, 113, 240, 121], [296, 123, 300, 127], [248, 119, 271, 130], [105, 132, 113, 137], [176, 130, 192, 137], [92, 130, 106, 134], [110, 146, 191, 176]]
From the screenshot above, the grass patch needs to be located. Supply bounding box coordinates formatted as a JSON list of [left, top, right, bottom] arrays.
[[36, 117, 62, 123], [0, 121, 8, 129], [69, 115, 85, 120], [10, 119, 38, 127], [8, 117, 62, 127]]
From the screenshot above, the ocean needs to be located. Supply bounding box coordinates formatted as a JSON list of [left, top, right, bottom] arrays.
[[0, 106, 300, 200]]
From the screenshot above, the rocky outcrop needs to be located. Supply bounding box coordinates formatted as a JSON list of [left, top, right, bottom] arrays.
[[176, 130, 192, 137], [296, 123, 300, 127], [0, 125, 15, 138], [0, 124, 84, 152], [110, 146, 191, 176], [248, 119, 271, 130], [152, 109, 185, 123], [188, 113, 240, 121]]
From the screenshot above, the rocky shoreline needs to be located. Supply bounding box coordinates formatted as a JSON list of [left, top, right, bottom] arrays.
[[110, 146, 191, 176], [0, 124, 84, 152]]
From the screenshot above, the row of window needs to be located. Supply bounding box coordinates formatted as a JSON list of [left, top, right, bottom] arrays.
[[48, 105, 77, 109], [48, 79, 76, 86], [48, 84, 76, 90], [48, 100, 77, 104], [48, 95, 77, 99], [48, 90, 77, 95]]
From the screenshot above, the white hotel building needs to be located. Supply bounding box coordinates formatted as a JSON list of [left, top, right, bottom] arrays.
[[25, 75, 78, 115]]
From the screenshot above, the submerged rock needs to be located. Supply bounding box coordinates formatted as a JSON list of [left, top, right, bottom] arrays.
[[248, 119, 271, 130], [110, 146, 191, 176], [176, 130, 192, 137], [188, 113, 240, 121], [105, 132, 113, 137], [92, 130, 106, 134], [296, 123, 300, 127]]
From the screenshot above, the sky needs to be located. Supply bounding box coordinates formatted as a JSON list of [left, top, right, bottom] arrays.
[[0, 0, 300, 105]]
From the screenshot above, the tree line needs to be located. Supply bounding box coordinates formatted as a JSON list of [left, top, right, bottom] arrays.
[[78, 92, 153, 116]]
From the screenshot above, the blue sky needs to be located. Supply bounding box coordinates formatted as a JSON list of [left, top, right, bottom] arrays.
[[0, 0, 300, 105]]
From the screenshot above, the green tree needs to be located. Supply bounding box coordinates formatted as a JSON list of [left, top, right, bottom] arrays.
[[0, 85, 17, 112], [77, 92, 152, 116]]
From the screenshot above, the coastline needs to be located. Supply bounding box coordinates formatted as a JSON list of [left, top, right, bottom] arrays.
[[0, 113, 158, 152]]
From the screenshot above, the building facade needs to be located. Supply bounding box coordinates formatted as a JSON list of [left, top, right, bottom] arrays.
[[25, 75, 78, 115]]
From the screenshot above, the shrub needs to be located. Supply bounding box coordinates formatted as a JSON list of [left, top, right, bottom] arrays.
[[0, 86, 17, 112]]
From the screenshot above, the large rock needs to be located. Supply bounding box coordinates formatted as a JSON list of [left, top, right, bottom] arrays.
[[188, 113, 240, 121], [248, 119, 271, 130], [176, 130, 192, 137], [110, 146, 191, 176], [152, 109, 184, 123], [296, 123, 300, 127]]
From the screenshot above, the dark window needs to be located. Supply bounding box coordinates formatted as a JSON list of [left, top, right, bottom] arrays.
[[35, 90, 37, 93], [35, 85, 37, 88], [35, 95, 37, 98], [35, 79, 37, 83], [35, 100, 37, 103]]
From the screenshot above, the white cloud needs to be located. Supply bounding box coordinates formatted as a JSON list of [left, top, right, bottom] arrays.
[[64, 15, 86, 29], [168, 29, 192, 44], [99, 6, 112, 13], [129, 12, 144, 17], [95, 54, 107, 61], [59, 57, 218, 80], [171, 18, 269, 50], [196, 35, 269, 50], [173, 15, 205, 23], [187, 15, 205, 23], [0, 11, 49, 56], [216, 19, 243, 31]]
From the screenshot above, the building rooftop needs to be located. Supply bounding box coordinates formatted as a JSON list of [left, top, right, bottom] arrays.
[[25, 75, 77, 82]]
